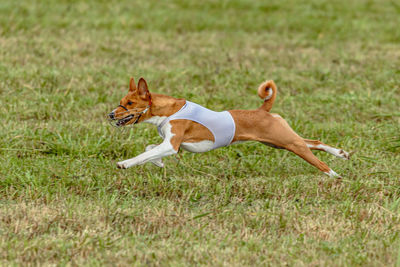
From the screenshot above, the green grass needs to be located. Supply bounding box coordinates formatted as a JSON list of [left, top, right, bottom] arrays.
[[1, 0, 399, 265]]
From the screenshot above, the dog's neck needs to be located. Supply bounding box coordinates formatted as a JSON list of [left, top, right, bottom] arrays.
[[143, 93, 185, 126]]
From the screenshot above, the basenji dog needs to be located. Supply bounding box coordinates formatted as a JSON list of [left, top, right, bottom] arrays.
[[108, 77, 349, 177]]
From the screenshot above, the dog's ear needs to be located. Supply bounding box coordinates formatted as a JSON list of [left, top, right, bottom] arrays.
[[137, 78, 150, 99], [129, 77, 137, 92]]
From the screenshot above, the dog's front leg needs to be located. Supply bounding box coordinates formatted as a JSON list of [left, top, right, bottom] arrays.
[[117, 141, 177, 169], [145, 144, 164, 167]]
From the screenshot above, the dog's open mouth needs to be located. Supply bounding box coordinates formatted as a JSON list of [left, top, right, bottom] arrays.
[[116, 114, 134, 127]]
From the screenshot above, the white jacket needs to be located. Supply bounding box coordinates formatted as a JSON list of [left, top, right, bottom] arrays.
[[158, 101, 236, 149]]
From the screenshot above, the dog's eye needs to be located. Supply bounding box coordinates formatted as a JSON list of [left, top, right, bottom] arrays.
[[127, 101, 133, 105]]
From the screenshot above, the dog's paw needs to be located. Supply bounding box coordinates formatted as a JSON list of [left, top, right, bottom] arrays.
[[338, 149, 350, 160], [117, 162, 128, 169], [325, 169, 342, 178]]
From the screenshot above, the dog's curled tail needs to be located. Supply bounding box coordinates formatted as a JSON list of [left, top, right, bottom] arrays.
[[257, 80, 277, 112]]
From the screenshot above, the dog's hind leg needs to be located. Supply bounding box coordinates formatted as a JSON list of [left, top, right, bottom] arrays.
[[254, 116, 340, 177], [285, 139, 341, 177], [255, 116, 340, 177], [304, 139, 350, 160]]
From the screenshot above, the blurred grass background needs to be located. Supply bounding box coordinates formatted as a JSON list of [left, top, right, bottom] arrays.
[[0, 0, 399, 265]]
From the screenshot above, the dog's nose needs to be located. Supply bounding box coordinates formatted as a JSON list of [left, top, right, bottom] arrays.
[[108, 112, 115, 120]]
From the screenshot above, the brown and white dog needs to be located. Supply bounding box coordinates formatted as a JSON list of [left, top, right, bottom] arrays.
[[108, 77, 349, 177]]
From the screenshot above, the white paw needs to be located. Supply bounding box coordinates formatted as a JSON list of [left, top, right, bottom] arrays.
[[117, 162, 128, 169], [337, 149, 350, 160], [325, 169, 342, 178]]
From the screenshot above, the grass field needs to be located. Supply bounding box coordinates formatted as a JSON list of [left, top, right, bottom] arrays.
[[1, 0, 400, 265]]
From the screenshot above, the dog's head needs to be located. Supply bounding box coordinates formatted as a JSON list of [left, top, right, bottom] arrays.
[[108, 77, 152, 127]]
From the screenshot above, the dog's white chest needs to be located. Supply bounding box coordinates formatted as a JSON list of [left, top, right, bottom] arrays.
[[180, 140, 214, 153]]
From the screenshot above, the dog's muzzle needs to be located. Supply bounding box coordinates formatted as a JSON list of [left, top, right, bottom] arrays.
[[115, 114, 134, 127], [107, 105, 150, 127]]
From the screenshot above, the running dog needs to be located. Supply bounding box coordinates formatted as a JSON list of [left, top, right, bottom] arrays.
[[108, 77, 349, 177]]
